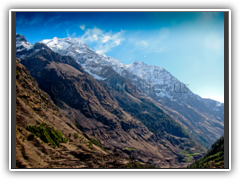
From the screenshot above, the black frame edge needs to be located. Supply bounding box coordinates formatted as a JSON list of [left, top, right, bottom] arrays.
[[11, 11, 16, 169], [224, 11, 229, 170]]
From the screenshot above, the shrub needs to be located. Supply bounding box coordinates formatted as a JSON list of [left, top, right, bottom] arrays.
[[74, 133, 78, 139], [87, 141, 93, 149], [26, 123, 67, 148], [90, 138, 102, 148]]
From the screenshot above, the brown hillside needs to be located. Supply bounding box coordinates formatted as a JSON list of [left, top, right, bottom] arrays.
[[16, 60, 157, 168]]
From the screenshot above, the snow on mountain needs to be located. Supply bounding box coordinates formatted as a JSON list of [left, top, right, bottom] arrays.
[[42, 37, 137, 80], [128, 61, 173, 86], [42, 37, 88, 52], [16, 34, 33, 52], [41, 37, 194, 101], [42, 38, 193, 101], [16, 35, 223, 111], [203, 98, 224, 112]]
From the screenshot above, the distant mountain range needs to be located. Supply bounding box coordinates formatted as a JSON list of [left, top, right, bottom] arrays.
[[15, 34, 224, 168]]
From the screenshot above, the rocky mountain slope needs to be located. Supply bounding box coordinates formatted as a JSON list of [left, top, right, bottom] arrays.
[[16, 34, 205, 168], [16, 59, 158, 168], [40, 36, 224, 148]]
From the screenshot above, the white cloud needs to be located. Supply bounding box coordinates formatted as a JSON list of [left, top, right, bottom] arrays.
[[79, 25, 85, 30], [102, 35, 111, 43], [115, 39, 121, 45], [93, 34, 98, 40], [80, 27, 125, 54]]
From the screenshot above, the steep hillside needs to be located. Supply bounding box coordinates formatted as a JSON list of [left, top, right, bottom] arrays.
[[16, 60, 157, 168], [187, 136, 224, 168], [16, 34, 205, 168]]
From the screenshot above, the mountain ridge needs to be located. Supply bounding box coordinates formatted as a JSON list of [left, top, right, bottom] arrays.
[[19, 35, 223, 105], [16, 34, 205, 168], [39, 36, 223, 107], [35, 35, 224, 149]]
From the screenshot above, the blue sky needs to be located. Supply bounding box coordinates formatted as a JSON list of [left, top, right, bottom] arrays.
[[16, 11, 225, 102]]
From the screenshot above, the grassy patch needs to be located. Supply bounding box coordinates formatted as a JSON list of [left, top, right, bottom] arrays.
[[26, 123, 67, 148], [180, 150, 190, 155], [87, 141, 94, 150], [187, 156, 193, 162], [180, 150, 199, 162], [74, 133, 78, 139], [89, 138, 102, 148]]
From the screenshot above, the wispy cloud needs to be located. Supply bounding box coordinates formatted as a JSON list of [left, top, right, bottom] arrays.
[[135, 40, 149, 48], [128, 28, 171, 54], [44, 15, 61, 26], [79, 25, 85, 30], [66, 29, 76, 37], [80, 27, 125, 54], [130, 38, 169, 53], [52, 21, 73, 30]]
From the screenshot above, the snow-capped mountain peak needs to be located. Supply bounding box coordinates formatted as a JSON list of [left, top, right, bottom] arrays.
[[41, 37, 88, 52], [16, 34, 33, 52], [40, 36, 192, 101]]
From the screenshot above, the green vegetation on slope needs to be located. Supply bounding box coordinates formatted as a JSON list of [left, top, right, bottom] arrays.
[[188, 136, 224, 168], [86, 137, 107, 152], [26, 123, 68, 148], [180, 150, 200, 162]]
